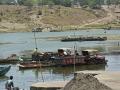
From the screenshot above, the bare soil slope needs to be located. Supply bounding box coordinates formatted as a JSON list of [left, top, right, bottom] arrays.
[[0, 5, 119, 32]]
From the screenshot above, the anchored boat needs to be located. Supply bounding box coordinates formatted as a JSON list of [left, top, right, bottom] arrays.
[[0, 65, 11, 76], [49, 49, 107, 66], [18, 48, 107, 69], [61, 36, 107, 42]]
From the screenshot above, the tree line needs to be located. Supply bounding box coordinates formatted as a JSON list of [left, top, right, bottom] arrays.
[[0, 0, 120, 8]]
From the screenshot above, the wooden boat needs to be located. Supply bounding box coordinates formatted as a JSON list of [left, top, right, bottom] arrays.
[[18, 61, 42, 69], [61, 36, 107, 42], [0, 65, 11, 76], [18, 60, 55, 69]]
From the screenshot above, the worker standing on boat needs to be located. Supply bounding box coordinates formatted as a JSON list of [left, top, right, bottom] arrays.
[[5, 76, 14, 90]]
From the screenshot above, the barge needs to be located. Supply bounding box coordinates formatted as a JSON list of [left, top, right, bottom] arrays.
[[61, 36, 107, 42], [18, 48, 107, 69]]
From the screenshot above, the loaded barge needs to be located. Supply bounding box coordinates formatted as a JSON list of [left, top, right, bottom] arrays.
[[18, 48, 107, 69], [61, 36, 107, 42]]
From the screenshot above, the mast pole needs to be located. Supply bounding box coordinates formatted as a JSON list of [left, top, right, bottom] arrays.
[[33, 28, 38, 51], [73, 45, 76, 74], [73, 31, 76, 75], [33, 28, 44, 82]]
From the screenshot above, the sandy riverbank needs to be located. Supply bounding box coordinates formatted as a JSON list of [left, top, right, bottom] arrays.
[[30, 71, 120, 90], [74, 71, 120, 90]]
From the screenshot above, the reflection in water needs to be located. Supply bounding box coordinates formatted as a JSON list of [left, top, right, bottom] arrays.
[[51, 64, 106, 75], [0, 76, 8, 81], [19, 64, 106, 84], [34, 69, 45, 82], [0, 76, 8, 90], [34, 69, 39, 80], [19, 64, 106, 81]]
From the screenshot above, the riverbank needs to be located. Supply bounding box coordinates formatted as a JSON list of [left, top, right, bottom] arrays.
[[0, 5, 119, 33], [30, 71, 120, 90]]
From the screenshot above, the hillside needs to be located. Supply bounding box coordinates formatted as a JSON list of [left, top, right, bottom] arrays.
[[0, 5, 119, 32]]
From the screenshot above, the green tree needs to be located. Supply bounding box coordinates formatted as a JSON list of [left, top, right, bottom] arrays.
[[62, 0, 72, 7], [47, 1, 55, 9], [0, 0, 3, 4], [37, 0, 43, 6], [22, 0, 34, 6], [18, 0, 24, 5], [52, 0, 62, 5]]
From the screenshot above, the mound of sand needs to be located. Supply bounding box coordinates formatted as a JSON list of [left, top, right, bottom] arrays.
[[62, 73, 112, 90]]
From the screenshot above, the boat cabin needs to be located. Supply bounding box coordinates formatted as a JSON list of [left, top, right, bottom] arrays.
[[58, 48, 73, 56], [82, 49, 98, 56]]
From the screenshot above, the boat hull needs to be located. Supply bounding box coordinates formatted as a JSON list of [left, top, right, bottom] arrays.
[[51, 55, 107, 66], [0, 59, 19, 64], [0, 66, 11, 76], [61, 36, 107, 42]]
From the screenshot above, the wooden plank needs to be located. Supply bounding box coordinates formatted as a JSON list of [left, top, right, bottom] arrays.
[[30, 81, 69, 90]]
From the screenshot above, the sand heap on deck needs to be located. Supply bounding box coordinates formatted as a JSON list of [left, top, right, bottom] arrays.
[[62, 73, 112, 90]]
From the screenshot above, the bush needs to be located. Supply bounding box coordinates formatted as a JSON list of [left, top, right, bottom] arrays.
[[37, 10, 42, 15]]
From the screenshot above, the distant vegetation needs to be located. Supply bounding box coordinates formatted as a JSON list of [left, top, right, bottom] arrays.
[[0, 0, 120, 8]]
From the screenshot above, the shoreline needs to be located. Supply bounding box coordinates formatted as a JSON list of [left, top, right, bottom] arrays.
[[0, 5, 119, 33], [30, 71, 120, 90], [0, 26, 120, 33]]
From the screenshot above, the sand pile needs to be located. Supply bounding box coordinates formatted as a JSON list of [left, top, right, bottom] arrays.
[[62, 73, 112, 90]]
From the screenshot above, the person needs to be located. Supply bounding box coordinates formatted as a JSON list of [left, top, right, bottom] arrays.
[[5, 76, 14, 90]]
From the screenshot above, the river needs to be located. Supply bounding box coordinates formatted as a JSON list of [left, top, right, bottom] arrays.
[[0, 29, 120, 90]]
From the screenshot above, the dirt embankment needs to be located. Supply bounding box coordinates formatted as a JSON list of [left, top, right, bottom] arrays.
[[0, 5, 107, 32], [0, 5, 119, 33]]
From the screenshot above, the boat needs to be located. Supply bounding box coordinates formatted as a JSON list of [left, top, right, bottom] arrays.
[[18, 61, 41, 69], [0, 65, 11, 76], [32, 27, 43, 32], [18, 60, 55, 69], [18, 28, 107, 69], [18, 30, 55, 69], [49, 48, 107, 66], [0, 54, 19, 64], [61, 36, 107, 42], [0, 59, 19, 64], [18, 48, 107, 69]]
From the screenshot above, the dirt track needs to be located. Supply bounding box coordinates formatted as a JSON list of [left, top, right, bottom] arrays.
[[80, 5, 116, 28]]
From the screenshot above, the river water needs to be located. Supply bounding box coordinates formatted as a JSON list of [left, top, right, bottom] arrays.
[[0, 29, 120, 90]]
